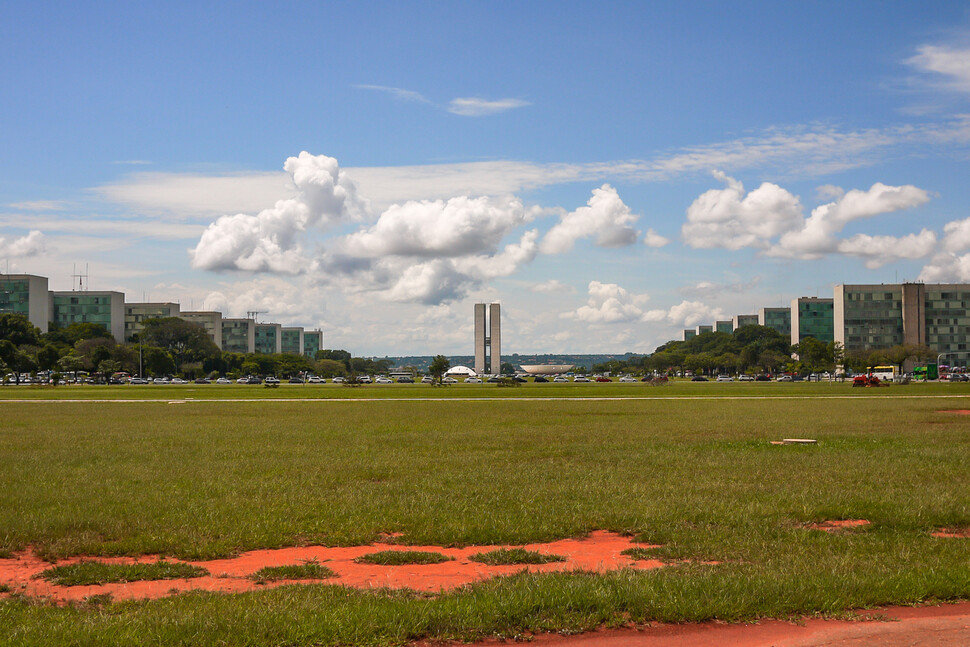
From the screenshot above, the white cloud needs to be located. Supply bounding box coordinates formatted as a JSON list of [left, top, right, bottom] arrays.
[[528, 279, 575, 294], [679, 277, 761, 298], [354, 85, 432, 104], [341, 196, 533, 258], [919, 251, 970, 283], [562, 281, 650, 324], [0, 230, 45, 257], [666, 300, 726, 328], [447, 97, 530, 116], [769, 182, 931, 259], [541, 184, 639, 253], [6, 200, 71, 211], [907, 44, 970, 93], [942, 217, 970, 253], [836, 230, 937, 269], [189, 152, 367, 273], [681, 171, 803, 249], [643, 228, 670, 248]]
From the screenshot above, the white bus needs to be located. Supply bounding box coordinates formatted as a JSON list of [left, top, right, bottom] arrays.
[[871, 365, 896, 382]]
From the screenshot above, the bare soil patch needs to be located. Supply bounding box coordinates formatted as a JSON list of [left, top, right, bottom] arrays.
[[0, 531, 660, 603], [937, 409, 970, 415], [932, 527, 970, 539], [805, 519, 871, 532]]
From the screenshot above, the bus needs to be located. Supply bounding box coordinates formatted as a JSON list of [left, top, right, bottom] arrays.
[[913, 364, 939, 380]]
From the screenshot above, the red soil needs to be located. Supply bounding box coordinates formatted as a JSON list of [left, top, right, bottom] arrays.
[[932, 527, 970, 539], [0, 531, 663, 603], [938, 409, 970, 415], [520, 601, 970, 647], [805, 519, 870, 532]]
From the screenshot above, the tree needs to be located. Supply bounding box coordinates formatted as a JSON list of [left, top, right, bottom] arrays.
[[315, 358, 348, 378], [428, 355, 450, 385], [500, 361, 515, 375], [44, 321, 112, 346], [36, 344, 63, 371], [0, 313, 41, 347], [140, 318, 219, 374]]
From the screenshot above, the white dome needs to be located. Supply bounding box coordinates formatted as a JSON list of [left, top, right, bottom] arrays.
[[445, 365, 477, 376]]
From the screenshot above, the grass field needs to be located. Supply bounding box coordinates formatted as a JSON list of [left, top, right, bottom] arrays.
[[0, 384, 968, 646]]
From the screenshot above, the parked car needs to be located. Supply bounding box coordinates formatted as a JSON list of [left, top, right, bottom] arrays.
[[738, 374, 754, 382], [618, 376, 638, 383], [357, 375, 372, 383], [716, 375, 733, 382], [533, 376, 549, 383], [216, 377, 232, 385], [129, 377, 150, 385], [332, 376, 346, 383], [777, 375, 793, 382], [553, 376, 569, 382], [420, 376, 434, 384], [396, 377, 413, 383], [573, 376, 590, 382], [153, 377, 170, 385], [691, 376, 708, 382], [755, 375, 771, 382], [288, 376, 304, 384], [306, 376, 325, 384], [464, 377, 482, 383], [375, 376, 393, 384], [442, 377, 458, 384], [595, 376, 611, 382], [194, 378, 211, 384]]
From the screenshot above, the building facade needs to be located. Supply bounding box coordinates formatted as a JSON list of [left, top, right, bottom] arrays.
[[758, 307, 791, 338], [696, 324, 713, 335], [682, 329, 696, 341], [0, 274, 49, 333], [50, 290, 125, 341], [303, 330, 323, 358], [732, 314, 758, 330], [254, 323, 282, 354], [222, 318, 255, 354], [715, 320, 733, 334], [124, 302, 181, 342], [790, 297, 834, 346], [474, 303, 501, 375], [281, 327, 303, 355], [179, 311, 223, 349]]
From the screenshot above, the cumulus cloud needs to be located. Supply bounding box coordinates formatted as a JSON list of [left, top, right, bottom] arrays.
[[562, 281, 650, 324], [189, 152, 367, 273], [679, 277, 761, 298], [643, 228, 670, 248], [665, 300, 726, 328], [0, 230, 45, 257], [681, 171, 803, 249], [919, 252, 970, 283], [541, 184, 639, 254], [769, 182, 931, 259], [836, 230, 937, 269], [529, 279, 575, 294], [942, 217, 970, 253], [342, 196, 533, 258], [447, 97, 530, 116]]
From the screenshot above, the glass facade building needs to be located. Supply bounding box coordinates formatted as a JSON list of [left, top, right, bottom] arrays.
[[732, 314, 758, 330], [834, 286, 904, 351], [696, 324, 713, 334], [124, 302, 181, 342], [222, 318, 255, 354], [254, 323, 282, 354], [759, 307, 791, 337], [50, 291, 125, 340], [715, 320, 733, 334], [179, 311, 223, 349], [790, 298, 834, 345], [0, 274, 49, 332], [281, 327, 303, 355], [303, 330, 322, 357]]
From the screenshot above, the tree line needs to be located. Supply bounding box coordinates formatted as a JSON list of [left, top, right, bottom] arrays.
[[0, 313, 390, 383]]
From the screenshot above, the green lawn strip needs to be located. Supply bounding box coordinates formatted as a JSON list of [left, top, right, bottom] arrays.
[[354, 551, 453, 565], [469, 548, 566, 565], [37, 560, 208, 586], [249, 560, 336, 583]]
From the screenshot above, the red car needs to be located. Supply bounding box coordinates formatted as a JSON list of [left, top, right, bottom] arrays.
[[595, 376, 611, 382]]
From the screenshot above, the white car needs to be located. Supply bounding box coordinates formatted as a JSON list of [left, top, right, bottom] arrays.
[[738, 374, 755, 382], [375, 376, 393, 384], [357, 375, 372, 383], [716, 375, 733, 382], [553, 376, 569, 382], [332, 376, 346, 383], [573, 376, 590, 382], [442, 377, 458, 384], [306, 376, 325, 384], [216, 377, 232, 384], [153, 377, 170, 385], [618, 376, 638, 383], [464, 377, 482, 383]]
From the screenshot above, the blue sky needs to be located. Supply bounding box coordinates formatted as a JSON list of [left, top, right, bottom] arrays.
[[2, 1, 970, 355]]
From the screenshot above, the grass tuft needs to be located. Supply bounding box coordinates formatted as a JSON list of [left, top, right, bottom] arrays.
[[37, 560, 208, 586], [620, 547, 660, 561], [249, 559, 336, 583], [469, 548, 566, 565], [354, 551, 453, 565]]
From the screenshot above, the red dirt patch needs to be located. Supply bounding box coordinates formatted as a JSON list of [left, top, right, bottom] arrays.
[[932, 527, 970, 539], [519, 601, 970, 647], [937, 409, 970, 415], [805, 519, 870, 532], [0, 531, 662, 603]]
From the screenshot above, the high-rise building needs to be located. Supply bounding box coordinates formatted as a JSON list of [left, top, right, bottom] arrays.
[[281, 327, 303, 355], [222, 318, 255, 354], [303, 330, 323, 358], [179, 311, 223, 349], [124, 302, 181, 342], [474, 303, 501, 375], [50, 290, 125, 341], [0, 274, 49, 333], [732, 314, 758, 330], [254, 323, 282, 354], [696, 324, 713, 334], [715, 320, 733, 334], [682, 329, 696, 341], [758, 307, 791, 337], [790, 297, 834, 346]]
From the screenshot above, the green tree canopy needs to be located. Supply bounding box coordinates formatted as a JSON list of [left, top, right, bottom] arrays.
[[140, 318, 219, 372], [428, 355, 450, 384], [0, 313, 42, 347]]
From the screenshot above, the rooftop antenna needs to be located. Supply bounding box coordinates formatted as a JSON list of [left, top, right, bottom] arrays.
[[71, 263, 89, 292], [247, 310, 263, 323]]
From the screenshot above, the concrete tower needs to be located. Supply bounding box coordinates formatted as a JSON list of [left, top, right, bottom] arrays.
[[474, 302, 501, 375]]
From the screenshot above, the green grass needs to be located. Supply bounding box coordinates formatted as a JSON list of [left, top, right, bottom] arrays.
[[0, 389, 967, 645], [620, 547, 659, 561], [470, 548, 566, 565], [249, 560, 336, 583], [354, 551, 453, 565], [37, 561, 208, 586]]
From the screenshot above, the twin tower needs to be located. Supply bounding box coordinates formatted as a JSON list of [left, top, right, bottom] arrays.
[[474, 303, 501, 376]]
